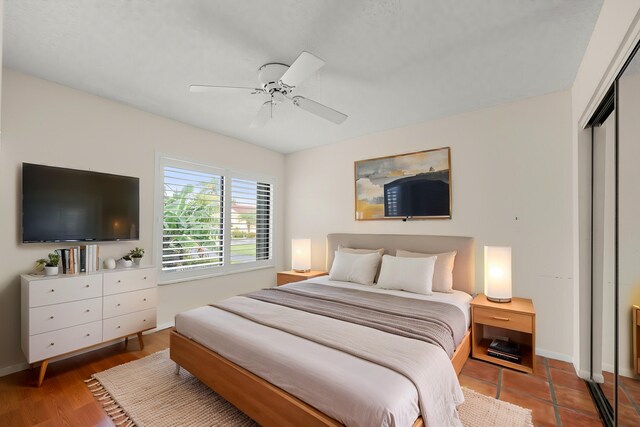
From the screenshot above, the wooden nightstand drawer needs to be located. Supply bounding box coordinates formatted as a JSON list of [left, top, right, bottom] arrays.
[[474, 306, 533, 333], [277, 274, 303, 285]]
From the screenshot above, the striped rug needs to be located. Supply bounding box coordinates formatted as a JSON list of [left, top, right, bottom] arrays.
[[87, 350, 532, 427]]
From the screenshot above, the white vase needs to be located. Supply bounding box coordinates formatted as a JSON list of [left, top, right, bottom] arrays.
[[104, 257, 116, 270], [120, 259, 133, 268], [44, 266, 59, 276], [133, 257, 142, 266]]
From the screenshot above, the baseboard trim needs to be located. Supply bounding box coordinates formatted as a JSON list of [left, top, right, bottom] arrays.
[[152, 321, 175, 332], [536, 348, 573, 364], [0, 361, 31, 378]]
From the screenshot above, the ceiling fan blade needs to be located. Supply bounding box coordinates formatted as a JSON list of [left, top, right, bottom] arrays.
[[190, 85, 261, 93], [292, 96, 347, 124], [250, 102, 273, 128], [280, 51, 325, 87]]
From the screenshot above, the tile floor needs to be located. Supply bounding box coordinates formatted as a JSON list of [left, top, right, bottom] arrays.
[[599, 370, 640, 426], [460, 356, 604, 426]]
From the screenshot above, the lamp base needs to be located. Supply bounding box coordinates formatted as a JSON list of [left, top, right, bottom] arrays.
[[486, 295, 512, 303], [293, 269, 310, 273]]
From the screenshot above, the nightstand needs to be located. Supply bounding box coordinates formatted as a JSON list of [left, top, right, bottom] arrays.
[[471, 294, 536, 374], [276, 270, 327, 286]]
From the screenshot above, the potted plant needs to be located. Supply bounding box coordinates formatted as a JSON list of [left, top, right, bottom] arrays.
[[129, 247, 144, 266], [120, 255, 133, 268], [36, 252, 61, 276]]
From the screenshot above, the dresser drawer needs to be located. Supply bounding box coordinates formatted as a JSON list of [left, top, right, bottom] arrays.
[[473, 306, 533, 333], [103, 269, 156, 296], [103, 288, 157, 319], [29, 275, 102, 307], [29, 297, 102, 335], [103, 308, 157, 341], [28, 320, 102, 363]]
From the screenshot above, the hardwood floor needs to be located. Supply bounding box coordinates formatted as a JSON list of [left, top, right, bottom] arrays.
[[0, 329, 169, 427], [0, 329, 607, 426]]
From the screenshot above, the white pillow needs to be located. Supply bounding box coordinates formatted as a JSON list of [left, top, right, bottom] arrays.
[[337, 245, 385, 281], [396, 249, 457, 293], [337, 245, 385, 257], [329, 251, 381, 286], [376, 255, 436, 295]]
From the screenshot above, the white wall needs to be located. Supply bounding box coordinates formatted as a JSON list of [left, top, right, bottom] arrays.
[[0, 69, 285, 374], [570, 0, 640, 378], [285, 90, 574, 360]]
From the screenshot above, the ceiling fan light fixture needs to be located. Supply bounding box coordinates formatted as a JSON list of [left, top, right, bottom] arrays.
[[272, 91, 286, 103], [190, 51, 347, 127]]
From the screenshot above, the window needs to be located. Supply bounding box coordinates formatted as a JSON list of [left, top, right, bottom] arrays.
[[156, 156, 274, 283]]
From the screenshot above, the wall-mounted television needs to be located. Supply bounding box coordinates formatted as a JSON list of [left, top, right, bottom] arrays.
[[22, 163, 140, 243]]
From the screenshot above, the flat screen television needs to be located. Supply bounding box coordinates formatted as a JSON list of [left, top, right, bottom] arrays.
[[22, 163, 140, 243]]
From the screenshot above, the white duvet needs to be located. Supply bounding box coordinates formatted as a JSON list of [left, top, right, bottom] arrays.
[[175, 277, 472, 427]]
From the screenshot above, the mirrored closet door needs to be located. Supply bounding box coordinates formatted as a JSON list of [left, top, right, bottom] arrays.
[[588, 44, 640, 427], [615, 49, 640, 426]]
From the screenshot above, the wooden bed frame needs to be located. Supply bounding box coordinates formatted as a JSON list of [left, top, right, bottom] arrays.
[[170, 234, 475, 427], [170, 328, 470, 427]]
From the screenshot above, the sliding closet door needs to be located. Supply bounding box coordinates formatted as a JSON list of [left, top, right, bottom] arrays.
[[616, 52, 640, 426], [593, 113, 616, 413]]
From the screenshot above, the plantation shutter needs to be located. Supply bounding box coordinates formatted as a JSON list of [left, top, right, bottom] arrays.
[[229, 178, 273, 264], [162, 165, 224, 272]]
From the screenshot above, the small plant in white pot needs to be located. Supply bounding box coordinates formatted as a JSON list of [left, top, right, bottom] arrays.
[[120, 255, 133, 268], [129, 247, 144, 266], [36, 252, 61, 276]]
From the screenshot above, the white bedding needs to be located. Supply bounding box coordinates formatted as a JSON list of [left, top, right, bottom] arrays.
[[175, 278, 471, 427]]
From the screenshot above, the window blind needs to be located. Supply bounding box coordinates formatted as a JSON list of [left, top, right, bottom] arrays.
[[230, 178, 273, 264], [162, 165, 224, 272]]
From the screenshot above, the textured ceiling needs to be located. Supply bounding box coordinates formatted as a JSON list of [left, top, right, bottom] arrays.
[[4, 0, 602, 153]]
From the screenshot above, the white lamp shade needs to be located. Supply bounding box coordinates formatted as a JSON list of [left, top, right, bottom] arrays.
[[484, 246, 512, 302], [292, 239, 311, 272]]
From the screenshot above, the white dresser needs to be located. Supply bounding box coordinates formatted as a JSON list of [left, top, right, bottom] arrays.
[[21, 267, 157, 386]]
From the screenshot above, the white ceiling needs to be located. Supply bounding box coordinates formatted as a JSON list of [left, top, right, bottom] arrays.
[[4, 0, 602, 154]]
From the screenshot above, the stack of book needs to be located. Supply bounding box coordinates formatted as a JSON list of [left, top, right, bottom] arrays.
[[488, 338, 522, 363], [57, 245, 100, 274]]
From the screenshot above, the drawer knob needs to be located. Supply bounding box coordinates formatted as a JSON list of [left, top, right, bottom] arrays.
[[117, 280, 121, 283], [50, 289, 55, 292], [143, 319, 146, 322], [143, 298, 147, 302], [50, 342, 54, 346], [86, 309, 90, 313], [49, 316, 54, 319], [86, 333, 91, 337], [117, 303, 121, 307], [85, 284, 90, 288], [143, 277, 147, 280], [117, 326, 121, 329], [491, 316, 511, 321]]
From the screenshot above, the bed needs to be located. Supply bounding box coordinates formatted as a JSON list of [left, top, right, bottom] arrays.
[[170, 234, 475, 427]]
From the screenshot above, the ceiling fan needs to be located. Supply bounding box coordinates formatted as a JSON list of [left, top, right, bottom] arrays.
[[190, 51, 348, 128]]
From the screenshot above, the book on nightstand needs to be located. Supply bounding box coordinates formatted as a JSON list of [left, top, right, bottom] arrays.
[[488, 338, 522, 363]]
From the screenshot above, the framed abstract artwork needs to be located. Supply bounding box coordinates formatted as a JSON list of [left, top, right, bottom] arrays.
[[354, 147, 452, 220]]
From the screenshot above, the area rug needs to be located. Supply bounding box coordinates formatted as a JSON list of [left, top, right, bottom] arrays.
[[87, 350, 533, 427]]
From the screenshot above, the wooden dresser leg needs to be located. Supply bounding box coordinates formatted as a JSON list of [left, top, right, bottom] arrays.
[[124, 336, 129, 348], [137, 332, 144, 350], [37, 360, 49, 387]]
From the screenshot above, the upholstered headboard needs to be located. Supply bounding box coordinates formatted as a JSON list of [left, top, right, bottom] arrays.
[[326, 233, 475, 294]]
